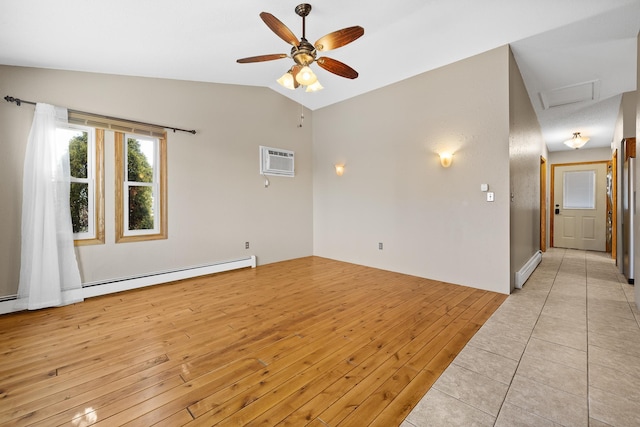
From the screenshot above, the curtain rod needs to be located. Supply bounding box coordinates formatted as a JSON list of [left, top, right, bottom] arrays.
[[4, 95, 197, 135]]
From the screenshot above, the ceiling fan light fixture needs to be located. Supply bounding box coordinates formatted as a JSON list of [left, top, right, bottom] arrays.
[[564, 132, 589, 149], [296, 65, 318, 85], [305, 80, 323, 92], [277, 71, 296, 90], [237, 4, 364, 93]]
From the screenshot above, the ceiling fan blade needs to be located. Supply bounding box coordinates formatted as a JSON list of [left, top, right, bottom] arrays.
[[316, 57, 359, 79], [260, 12, 299, 46], [236, 54, 288, 63], [314, 26, 364, 52]]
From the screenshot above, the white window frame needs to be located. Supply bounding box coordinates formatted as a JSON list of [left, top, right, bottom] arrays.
[[56, 124, 97, 241], [123, 133, 160, 236]]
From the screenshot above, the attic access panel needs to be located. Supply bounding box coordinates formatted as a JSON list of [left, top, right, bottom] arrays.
[[539, 80, 600, 110]]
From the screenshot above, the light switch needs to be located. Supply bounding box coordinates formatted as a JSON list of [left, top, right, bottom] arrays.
[[487, 192, 495, 202], [480, 184, 489, 192]]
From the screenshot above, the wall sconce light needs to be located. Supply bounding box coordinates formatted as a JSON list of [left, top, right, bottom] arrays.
[[439, 152, 453, 168], [335, 164, 345, 176]]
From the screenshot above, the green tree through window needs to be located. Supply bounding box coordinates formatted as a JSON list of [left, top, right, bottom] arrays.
[[69, 132, 89, 233], [126, 137, 154, 230]]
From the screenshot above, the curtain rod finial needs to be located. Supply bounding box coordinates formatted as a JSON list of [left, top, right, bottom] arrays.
[[4, 95, 21, 106]]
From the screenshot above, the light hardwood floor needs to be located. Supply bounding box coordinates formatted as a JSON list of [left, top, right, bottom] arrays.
[[0, 256, 506, 426]]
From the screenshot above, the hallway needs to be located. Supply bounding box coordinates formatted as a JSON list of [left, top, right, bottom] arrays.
[[403, 248, 640, 426]]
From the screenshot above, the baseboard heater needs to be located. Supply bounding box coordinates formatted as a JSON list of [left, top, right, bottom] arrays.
[[514, 250, 542, 289], [0, 256, 256, 315]]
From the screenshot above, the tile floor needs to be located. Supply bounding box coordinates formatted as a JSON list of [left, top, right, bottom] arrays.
[[402, 248, 640, 427]]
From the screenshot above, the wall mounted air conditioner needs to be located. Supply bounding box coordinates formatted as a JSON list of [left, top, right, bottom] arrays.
[[260, 146, 295, 177]]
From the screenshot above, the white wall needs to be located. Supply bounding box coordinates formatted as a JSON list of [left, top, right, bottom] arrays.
[[312, 47, 512, 294], [0, 65, 314, 297]]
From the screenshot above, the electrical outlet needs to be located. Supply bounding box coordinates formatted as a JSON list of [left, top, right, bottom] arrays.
[[379, 242, 383, 250], [487, 192, 495, 202], [245, 241, 250, 249]]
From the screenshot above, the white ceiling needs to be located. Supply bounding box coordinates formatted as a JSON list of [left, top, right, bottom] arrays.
[[1, 0, 639, 151]]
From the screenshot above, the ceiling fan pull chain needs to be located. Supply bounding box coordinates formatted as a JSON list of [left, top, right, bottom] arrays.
[[298, 103, 304, 128]]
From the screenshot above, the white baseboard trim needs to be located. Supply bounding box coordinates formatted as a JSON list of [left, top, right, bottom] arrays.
[[0, 256, 256, 315], [0, 297, 18, 315], [515, 250, 542, 289]]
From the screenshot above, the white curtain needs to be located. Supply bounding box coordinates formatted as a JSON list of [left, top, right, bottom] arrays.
[[15, 103, 84, 310]]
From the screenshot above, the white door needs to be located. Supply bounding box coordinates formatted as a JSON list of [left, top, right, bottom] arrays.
[[553, 163, 607, 251]]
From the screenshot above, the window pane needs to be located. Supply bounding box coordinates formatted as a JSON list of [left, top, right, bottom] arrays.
[[127, 137, 154, 183], [70, 182, 89, 233], [128, 185, 154, 230], [563, 170, 595, 209], [59, 128, 88, 178]]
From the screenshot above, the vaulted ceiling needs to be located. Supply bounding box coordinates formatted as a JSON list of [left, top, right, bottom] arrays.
[[1, 0, 639, 151]]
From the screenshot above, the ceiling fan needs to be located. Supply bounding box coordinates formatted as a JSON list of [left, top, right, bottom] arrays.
[[236, 3, 364, 92]]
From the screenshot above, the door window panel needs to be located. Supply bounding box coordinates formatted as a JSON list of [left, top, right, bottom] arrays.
[[563, 170, 596, 209]]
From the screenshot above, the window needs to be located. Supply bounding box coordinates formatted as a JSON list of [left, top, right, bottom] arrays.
[[56, 125, 105, 245], [115, 132, 167, 242], [563, 170, 596, 209]]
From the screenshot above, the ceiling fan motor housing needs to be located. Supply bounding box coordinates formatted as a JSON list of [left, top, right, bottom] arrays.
[[292, 39, 316, 66]]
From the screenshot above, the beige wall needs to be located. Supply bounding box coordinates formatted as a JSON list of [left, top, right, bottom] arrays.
[[0, 65, 314, 297], [1, 45, 545, 298], [508, 48, 545, 291], [312, 46, 513, 294], [623, 91, 638, 138], [549, 147, 614, 165]]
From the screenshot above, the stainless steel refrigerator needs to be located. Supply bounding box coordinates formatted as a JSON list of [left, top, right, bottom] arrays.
[[622, 138, 635, 284]]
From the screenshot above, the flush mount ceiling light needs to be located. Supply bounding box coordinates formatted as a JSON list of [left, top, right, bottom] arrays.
[[564, 132, 590, 149], [236, 4, 364, 92]]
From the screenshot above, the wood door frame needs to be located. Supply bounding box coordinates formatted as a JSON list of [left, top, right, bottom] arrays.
[[550, 160, 611, 250], [540, 156, 547, 252]]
